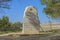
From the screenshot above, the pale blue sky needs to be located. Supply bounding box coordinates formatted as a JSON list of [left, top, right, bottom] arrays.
[[0, 0, 58, 23]]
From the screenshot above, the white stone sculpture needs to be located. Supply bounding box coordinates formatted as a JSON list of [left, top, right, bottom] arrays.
[[22, 6, 41, 34]]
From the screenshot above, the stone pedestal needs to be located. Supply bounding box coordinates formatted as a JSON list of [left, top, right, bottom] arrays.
[[22, 6, 40, 34]]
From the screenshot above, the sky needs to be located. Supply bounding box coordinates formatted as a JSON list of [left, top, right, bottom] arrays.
[[0, 0, 59, 23]]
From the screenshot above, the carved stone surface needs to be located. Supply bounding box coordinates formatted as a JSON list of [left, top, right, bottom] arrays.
[[22, 6, 41, 34]]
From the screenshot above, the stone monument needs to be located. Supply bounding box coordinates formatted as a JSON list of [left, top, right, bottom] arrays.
[[22, 6, 41, 34]]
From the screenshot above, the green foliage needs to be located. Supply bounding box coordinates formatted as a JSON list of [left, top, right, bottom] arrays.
[[12, 22, 22, 27], [12, 22, 22, 31], [0, 16, 11, 30], [0, 16, 22, 32], [41, 0, 60, 19]]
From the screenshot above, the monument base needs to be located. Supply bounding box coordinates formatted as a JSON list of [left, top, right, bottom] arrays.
[[22, 27, 40, 34]]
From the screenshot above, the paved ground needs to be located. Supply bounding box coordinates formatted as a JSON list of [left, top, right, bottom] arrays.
[[0, 34, 60, 40]]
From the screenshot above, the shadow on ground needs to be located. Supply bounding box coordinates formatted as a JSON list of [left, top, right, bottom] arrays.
[[0, 34, 60, 40]]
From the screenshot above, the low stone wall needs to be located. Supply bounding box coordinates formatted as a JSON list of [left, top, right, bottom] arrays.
[[40, 23, 60, 31]]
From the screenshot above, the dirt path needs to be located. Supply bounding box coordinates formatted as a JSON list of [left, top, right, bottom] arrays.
[[0, 34, 59, 40], [0, 32, 60, 40]]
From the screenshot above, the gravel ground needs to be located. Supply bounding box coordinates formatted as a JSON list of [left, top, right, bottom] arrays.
[[0, 34, 60, 40]]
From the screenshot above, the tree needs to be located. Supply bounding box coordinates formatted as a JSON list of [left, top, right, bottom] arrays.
[[0, 0, 11, 9], [0, 19, 2, 27], [1, 16, 9, 26], [12, 22, 22, 28], [1, 16, 11, 31], [12, 22, 22, 31], [2, 16, 11, 27], [41, 0, 60, 19]]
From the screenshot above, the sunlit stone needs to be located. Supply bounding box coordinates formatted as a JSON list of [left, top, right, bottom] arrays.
[[22, 6, 41, 34]]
